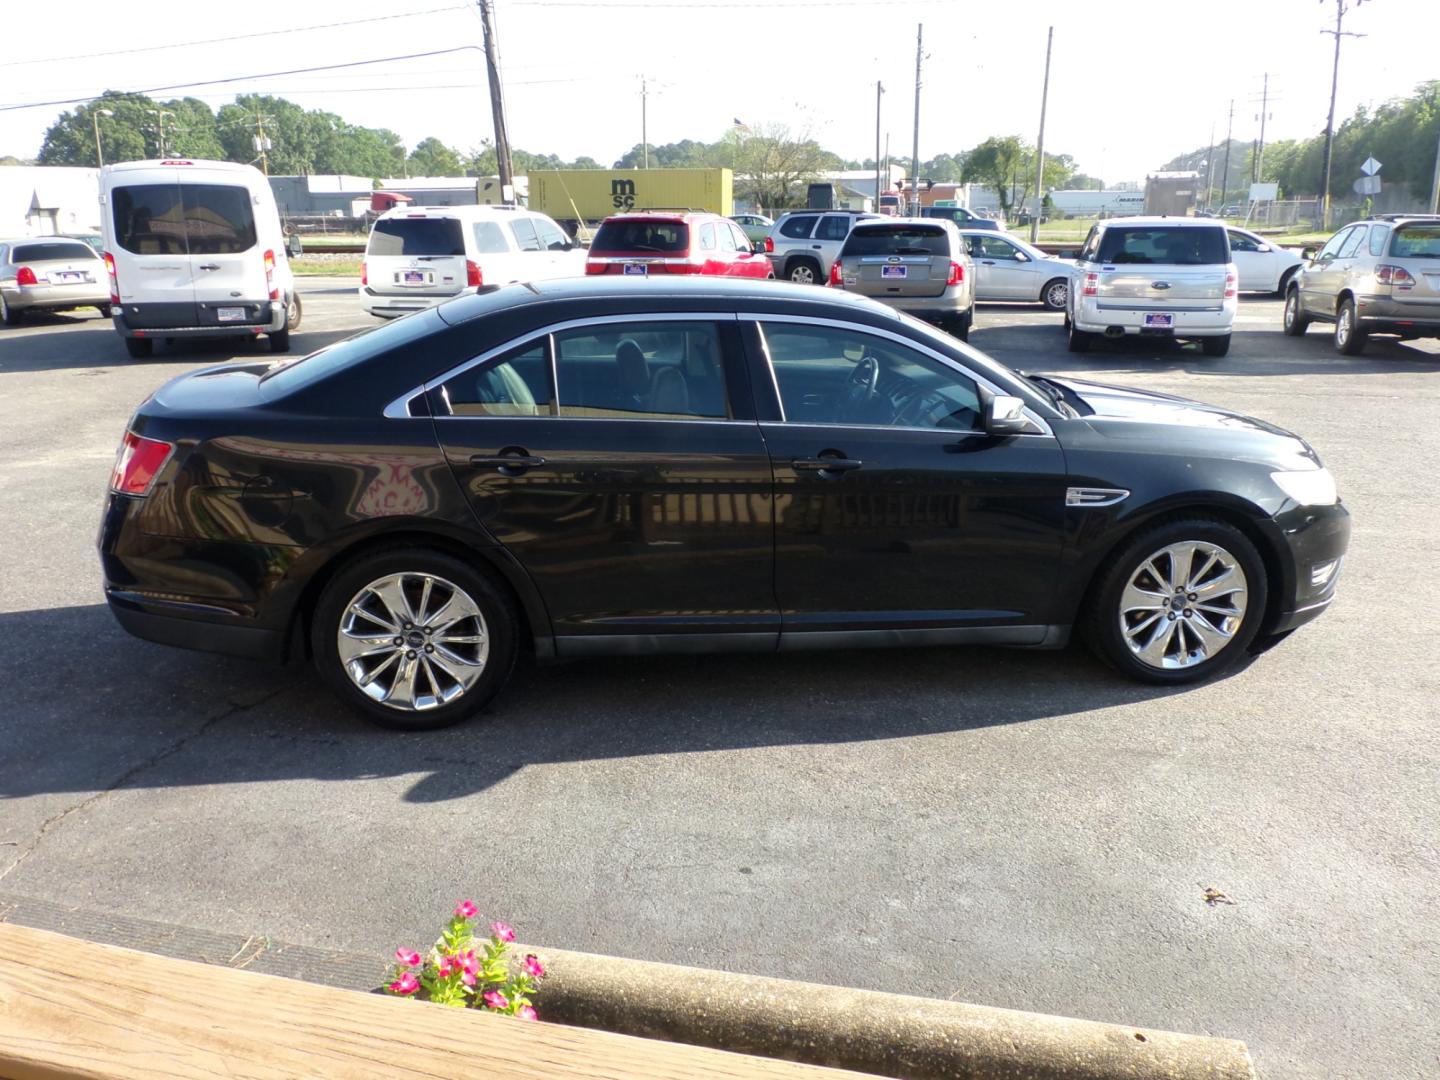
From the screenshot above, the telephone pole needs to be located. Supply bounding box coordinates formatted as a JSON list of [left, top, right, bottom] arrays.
[[1030, 26, 1053, 243], [1254, 72, 1270, 183], [1320, 0, 1367, 229], [642, 78, 648, 169], [1203, 122, 1216, 210], [909, 23, 924, 216], [148, 109, 173, 158], [1219, 99, 1234, 212], [253, 113, 273, 176], [477, 0, 514, 197], [874, 81, 884, 212]]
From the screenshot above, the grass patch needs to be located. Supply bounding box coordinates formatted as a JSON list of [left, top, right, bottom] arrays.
[[293, 258, 361, 276]]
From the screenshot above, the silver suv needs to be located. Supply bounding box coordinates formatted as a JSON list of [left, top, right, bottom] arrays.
[[765, 210, 880, 284], [828, 218, 976, 339], [1283, 215, 1440, 355]]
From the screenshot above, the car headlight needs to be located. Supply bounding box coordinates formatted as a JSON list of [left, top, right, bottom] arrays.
[[1271, 468, 1338, 506]]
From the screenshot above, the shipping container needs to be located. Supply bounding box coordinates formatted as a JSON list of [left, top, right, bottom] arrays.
[[529, 169, 733, 231]]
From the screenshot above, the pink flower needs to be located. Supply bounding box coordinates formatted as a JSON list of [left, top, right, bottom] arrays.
[[491, 921, 515, 943], [458, 950, 480, 975], [436, 954, 458, 978], [482, 990, 509, 1011], [517, 1005, 538, 1021], [394, 948, 421, 968], [522, 954, 545, 979], [387, 971, 420, 996], [454, 899, 478, 919], [461, 970, 476, 987]]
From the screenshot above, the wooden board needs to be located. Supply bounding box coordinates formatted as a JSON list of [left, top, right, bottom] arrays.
[[0, 923, 873, 1080]]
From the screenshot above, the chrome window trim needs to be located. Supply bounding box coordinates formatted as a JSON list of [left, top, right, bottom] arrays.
[[741, 312, 1055, 438]]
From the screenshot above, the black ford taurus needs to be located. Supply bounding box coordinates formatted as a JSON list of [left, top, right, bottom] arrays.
[[100, 278, 1350, 729]]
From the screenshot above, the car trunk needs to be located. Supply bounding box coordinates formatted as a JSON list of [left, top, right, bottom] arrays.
[[585, 219, 694, 276], [851, 255, 949, 298], [1092, 268, 1229, 305], [9, 243, 100, 288], [366, 216, 468, 297]]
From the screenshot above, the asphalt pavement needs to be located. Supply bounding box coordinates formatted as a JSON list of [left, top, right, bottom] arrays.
[[0, 279, 1436, 1079]]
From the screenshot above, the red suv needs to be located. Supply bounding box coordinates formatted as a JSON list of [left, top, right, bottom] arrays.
[[585, 211, 774, 279]]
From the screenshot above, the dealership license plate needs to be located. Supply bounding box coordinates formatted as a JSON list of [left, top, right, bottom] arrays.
[[53, 271, 84, 283], [400, 270, 431, 286], [881, 265, 908, 279], [623, 263, 648, 276], [1144, 313, 1175, 328], [217, 306, 246, 323]]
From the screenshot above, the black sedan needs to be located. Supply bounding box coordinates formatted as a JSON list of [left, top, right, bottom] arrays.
[[100, 278, 1350, 730]]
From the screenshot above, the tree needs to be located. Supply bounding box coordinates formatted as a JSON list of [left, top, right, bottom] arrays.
[[407, 137, 463, 177], [39, 92, 158, 166], [961, 136, 1027, 219], [725, 124, 834, 210]]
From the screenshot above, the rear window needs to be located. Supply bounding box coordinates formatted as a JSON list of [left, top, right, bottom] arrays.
[[367, 217, 465, 257], [591, 219, 689, 254], [842, 225, 950, 256], [112, 183, 257, 255], [11, 241, 97, 263], [1391, 225, 1440, 258], [1096, 226, 1228, 265]]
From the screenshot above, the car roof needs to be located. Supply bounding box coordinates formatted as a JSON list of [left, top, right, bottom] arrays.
[[377, 204, 530, 220], [851, 216, 948, 227], [2, 236, 99, 249], [603, 210, 718, 223], [1096, 216, 1223, 228]]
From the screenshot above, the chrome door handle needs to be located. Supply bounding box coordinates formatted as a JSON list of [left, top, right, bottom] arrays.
[[792, 457, 862, 474], [469, 453, 547, 476], [198, 263, 220, 271]]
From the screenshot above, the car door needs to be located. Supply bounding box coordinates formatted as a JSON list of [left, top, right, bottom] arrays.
[[813, 214, 854, 274], [107, 177, 198, 325], [506, 217, 547, 284], [697, 221, 723, 276], [748, 317, 1068, 643], [181, 179, 268, 323], [430, 314, 778, 652], [1300, 227, 1355, 316], [726, 221, 767, 278], [773, 213, 819, 269], [970, 234, 1033, 299], [532, 215, 582, 280], [1227, 228, 1273, 292]]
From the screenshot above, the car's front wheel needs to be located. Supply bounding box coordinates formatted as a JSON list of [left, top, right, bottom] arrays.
[[311, 548, 519, 731], [1084, 518, 1266, 685], [1282, 287, 1310, 336]]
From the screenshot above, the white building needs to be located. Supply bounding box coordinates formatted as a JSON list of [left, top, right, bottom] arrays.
[[0, 166, 102, 237]]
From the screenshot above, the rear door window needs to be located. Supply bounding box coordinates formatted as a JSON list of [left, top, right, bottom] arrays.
[[441, 340, 553, 417], [181, 184, 257, 254], [471, 220, 511, 254], [553, 322, 729, 420], [11, 241, 97, 262], [1095, 226, 1227, 265], [1337, 227, 1367, 259], [778, 215, 818, 239], [367, 218, 465, 256], [112, 184, 188, 255], [843, 225, 949, 256], [509, 218, 544, 253]]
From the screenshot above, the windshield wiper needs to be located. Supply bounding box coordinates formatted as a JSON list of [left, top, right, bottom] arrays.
[[1021, 373, 1082, 417]]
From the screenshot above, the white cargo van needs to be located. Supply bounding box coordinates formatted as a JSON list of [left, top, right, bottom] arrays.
[[360, 204, 585, 319], [100, 159, 300, 359]]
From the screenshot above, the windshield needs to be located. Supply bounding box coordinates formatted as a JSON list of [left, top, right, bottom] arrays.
[[1391, 225, 1440, 258], [1097, 226, 1228, 265]]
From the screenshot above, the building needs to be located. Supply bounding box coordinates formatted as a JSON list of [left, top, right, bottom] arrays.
[[0, 166, 102, 236]]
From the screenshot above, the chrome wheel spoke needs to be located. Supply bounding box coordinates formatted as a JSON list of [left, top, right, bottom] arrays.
[[383, 653, 420, 708], [1120, 581, 1168, 614], [357, 650, 399, 688], [1119, 540, 1248, 670], [368, 577, 416, 627], [414, 576, 435, 625], [1136, 619, 1179, 665], [1185, 611, 1232, 656], [337, 632, 397, 664]]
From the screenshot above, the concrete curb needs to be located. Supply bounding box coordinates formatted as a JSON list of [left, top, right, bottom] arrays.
[[515, 944, 1257, 1080]]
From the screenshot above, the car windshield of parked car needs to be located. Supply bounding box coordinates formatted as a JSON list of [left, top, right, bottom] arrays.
[[1097, 226, 1227, 265], [11, 241, 97, 263], [591, 220, 688, 254], [842, 225, 949, 256], [1391, 225, 1440, 257], [367, 218, 465, 257]]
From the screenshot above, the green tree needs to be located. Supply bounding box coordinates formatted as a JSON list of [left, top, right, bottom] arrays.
[[406, 137, 463, 177], [723, 125, 835, 210], [39, 92, 159, 165], [961, 136, 1027, 219]]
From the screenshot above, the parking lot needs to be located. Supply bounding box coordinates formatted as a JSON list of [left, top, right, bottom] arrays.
[[1, 281, 1436, 1079]]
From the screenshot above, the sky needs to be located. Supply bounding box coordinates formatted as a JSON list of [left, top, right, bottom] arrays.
[[1, 0, 1433, 185]]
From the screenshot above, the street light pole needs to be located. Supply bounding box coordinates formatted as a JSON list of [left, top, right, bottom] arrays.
[[909, 23, 923, 217], [1030, 26, 1053, 244], [874, 80, 883, 213], [91, 108, 114, 168]]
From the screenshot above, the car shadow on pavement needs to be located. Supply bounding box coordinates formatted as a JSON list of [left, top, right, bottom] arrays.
[[0, 325, 356, 374], [0, 603, 1227, 805]]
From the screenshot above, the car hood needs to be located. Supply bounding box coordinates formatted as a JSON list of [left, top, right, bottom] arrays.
[[1042, 375, 1321, 468]]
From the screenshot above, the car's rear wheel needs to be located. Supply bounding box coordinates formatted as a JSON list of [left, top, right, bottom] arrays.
[[123, 337, 153, 359], [1041, 277, 1068, 311], [1067, 323, 1093, 352], [0, 294, 20, 326], [1334, 298, 1366, 355], [1201, 333, 1231, 357], [285, 292, 303, 331], [311, 548, 519, 731], [947, 311, 972, 341], [97, 304, 112, 319], [787, 259, 821, 285], [1282, 287, 1310, 336], [1084, 518, 1265, 685]]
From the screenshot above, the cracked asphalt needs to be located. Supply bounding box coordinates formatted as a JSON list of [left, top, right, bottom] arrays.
[[1, 280, 1437, 1079]]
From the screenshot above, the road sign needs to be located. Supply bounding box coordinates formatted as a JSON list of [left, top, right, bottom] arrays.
[[1249, 182, 1279, 202], [1353, 175, 1382, 196], [1361, 156, 1382, 177]]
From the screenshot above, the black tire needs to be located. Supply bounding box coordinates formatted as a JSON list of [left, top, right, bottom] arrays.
[[948, 311, 972, 341], [1040, 277, 1068, 311], [1201, 333, 1231, 357], [123, 336, 153, 359], [1334, 297, 1366, 355], [97, 304, 113, 319], [786, 258, 821, 285], [1273, 266, 1298, 300], [0, 293, 20, 326], [1282, 286, 1310, 336], [311, 547, 520, 731], [285, 291, 303, 331], [1083, 516, 1267, 686], [1067, 323, 1093, 353], [269, 328, 291, 353]]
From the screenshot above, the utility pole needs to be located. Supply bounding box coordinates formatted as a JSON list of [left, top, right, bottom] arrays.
[[91, 108, 114, 168], [1431, 124, 1440, 213], [148, 109, 173, 158], [253, 113, 273, 176], [477, 0, 514, 197], [1203, 122, 1216, 210], [909, 23, 923, 217], [1320, 0, 1367, 230], [1219, 99, 1234, 212], [874, 81, 884, 212], [642, 78, 648, 169], [1255, 72, 1270, 183], [1030, 26, 1053, 243]]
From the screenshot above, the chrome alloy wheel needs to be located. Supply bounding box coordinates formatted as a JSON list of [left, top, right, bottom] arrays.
[[1118, 542, 1248, 670], [1043, 279, 1068, 309], [337, 572, 489, 711]]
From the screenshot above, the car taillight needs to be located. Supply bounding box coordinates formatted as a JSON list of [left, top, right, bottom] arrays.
[[15, 266, 37, 286], [946, 261, 965, 286], [263, 249, 278, 300], [1375, 264, 1415, 287], [466, 260, 483, 287], [1223, 271, 1237, 299], [763, 236, 774, 254], [1082, 272, 1099, 297], [829, 259, 844, 286], [103, 251, 120, 303], [110, 430, 174, 496], [360, 260, 367, 286], [585, 261, 606, 275]]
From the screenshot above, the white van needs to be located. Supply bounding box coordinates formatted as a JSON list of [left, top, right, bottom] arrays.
[[360, 204, 586, 319], [101, 159, 299, 359]]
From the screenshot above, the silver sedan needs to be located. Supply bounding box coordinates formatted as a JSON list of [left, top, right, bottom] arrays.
[[0, 238, 110, 326], [958, 230, 1073, 310]]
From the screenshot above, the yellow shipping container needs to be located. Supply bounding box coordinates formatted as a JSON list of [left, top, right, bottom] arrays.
[[529, 169, 733, 225]]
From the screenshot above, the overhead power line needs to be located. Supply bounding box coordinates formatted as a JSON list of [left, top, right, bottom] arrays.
[[8, 5, 471, 67]]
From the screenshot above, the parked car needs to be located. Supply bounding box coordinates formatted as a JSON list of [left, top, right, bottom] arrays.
[[1227, 227, 1304, 295], [1066, 217, 1237, 356], [99, 277, 1349, 730], [1283, 214, 1440, 354], [730, 213, 774, 245], [362, 204, 584, 319], [920, 206, 1002, 232], [101, 159, 300, 358], [764, 209, 880, 284], [828, 218, 975, 338], [958, 230, 1073, 310], [0, 237, 110, 325], [586, 211, 772, 279], [60, 232, 105, 254]]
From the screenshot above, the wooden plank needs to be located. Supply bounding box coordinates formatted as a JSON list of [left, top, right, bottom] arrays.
[[0, 923, 873, 1080]]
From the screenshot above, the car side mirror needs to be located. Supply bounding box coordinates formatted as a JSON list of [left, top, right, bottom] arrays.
[[1014, 251, 1030, 263], [1256, 244, 1271, 253], [1302, 246, 1318, 261], [984, 395, 1033, 436]]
